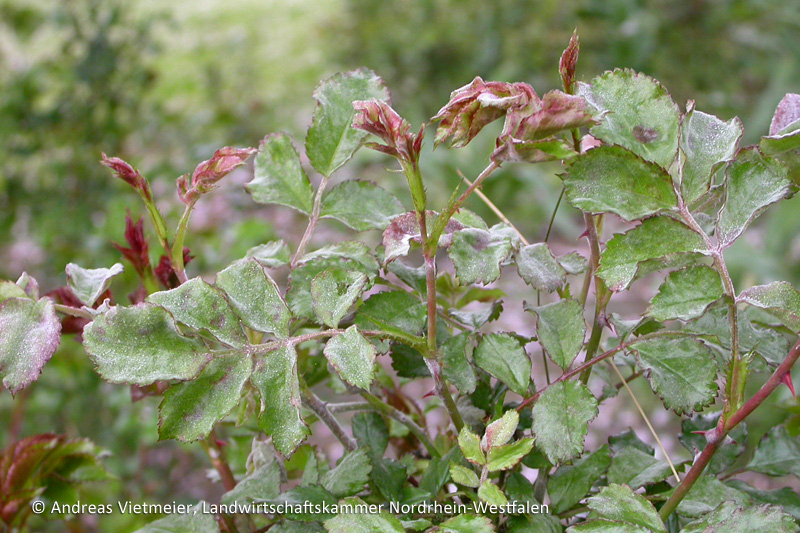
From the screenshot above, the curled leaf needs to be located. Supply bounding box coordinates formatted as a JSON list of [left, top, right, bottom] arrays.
[[352, 99, 422, 164]]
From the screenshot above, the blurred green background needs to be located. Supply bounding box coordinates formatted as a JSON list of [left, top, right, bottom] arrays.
[[2, 0, 800, 530]]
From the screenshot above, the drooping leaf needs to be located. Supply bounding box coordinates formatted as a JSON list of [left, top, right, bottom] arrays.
[[533, 380, 598, 464], [323, 497, 404, 533], [158, 352, 252, 442], [352, 412, 389, 459], [449, 463, 480, 488], [487, 438, 535, 472], [585, 484, 666, 532], [737, 281, 800, 333], [321, 449, 372, 498], [478, 480, 508, 506], [148, 277, 246, 347], [65, 262, 124, 306], [629, 336, 717, 414], [514, 243, 566, 292], [646, 266, 724, 321], [547, 445, 611, 514], [473, 333, 531, 396], [251, 345, 308, 456], [449, 227, 513, 285], [320, 180, 404, 231], [323, 326, 376, 390], [526, 299, 586, 371], [716, 147, 790, 247], [564, 145, 678, 221], [133, 502, 219, 533], [245, 240, 291, 268], [0, 297, 61, 394], [482, 409, 519, 450], [247, 133, 314, 214], [597, 216, 706, 292], [221, 461, 280, 506], [83, 303, 208, 385], [216, 258, 291, 338], [579, 69, 680, 169], [674, 475, 750, 518], [441, 333, 477, 394], [747, 426, 800, 478], [306, 69, 390, 177], [311, 270, 368, 329], [679, 104, 743, 204], [681, 501, 798, 533]]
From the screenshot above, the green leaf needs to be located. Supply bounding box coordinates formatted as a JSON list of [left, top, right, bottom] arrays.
[[507, 514, 561, 533], [737, 281, 800, 333], [320, 180, 404, 231], [527, 299, 586, 371], [607, 447, 659, 486], [437, 514, 495, 533], [311, 270, 368, 328], [559, 252, 589, 275], [579, 69, 679, 169], [323, 497, 404, 533], [246, 240, 291, 268], [0, 280, 27, 302], [221, 461, 280, 505], [533, 380, 598, 464], [682, 501, 798, 533], [321, 449, 372, 498], [478, 480, 508, 506], [352, 412, 388, 459], [487, 438, 535, 471], [247, 133, 314, 214], [585, 484, 666, 532], [716, 147, 790, 247], [83, 303, 208, 385], [568, 521, 650, 532], [134, 502, 219, 533], [597, 216, 706, 292], [15, 272, 39, 299], [482, 409, 520, 450], [449, 463, 480, 488], [354, 290, 426, 339], [449, 227, 513, 285], [747, 426, 800, 477], [305, 69, 390, 177], [564, 145, 678, 221], [442, 333, 477, 394], [646, 266, 724, 321], [274, 485, 338, 521], [323, 326, 376, 390], [515, 243, 566, 292], [547, 445, 611, 514], [370, 458, 407, 501], [0, 296, 61, 394], [675, 475, 750, 518], [216, 258, 291, 338], [251, 345, 309, 456], [473, 333, 531, 396], [679, 104, 743, 204], [419, 446, 462, 498], [158, 352, 252, 442], [727, 480, 800, 521], [65, 262, 124, 306], [458, 427, 486, 465], [629, 336, 717, 414], [148, 277, 246, 348]]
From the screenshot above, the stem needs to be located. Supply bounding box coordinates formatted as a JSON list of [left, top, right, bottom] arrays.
[[291, 174, 331, 268], [53, 303, 95, 320], [659, 336, 800, 520], [327, 401, 372, 413], [360, 391, 441, 458], [202, 430, 237, 491], [171, 199, 197, 283], [578, 213, 609, 383], [300, 379, 357, 452]]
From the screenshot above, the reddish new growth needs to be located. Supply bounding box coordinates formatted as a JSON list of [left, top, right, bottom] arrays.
[[113, 211, 150, 277], [155, 248, 193, 289], [352, 99, 423, 165], [178, 147, 256, 204], [559, 31, 580, 94], [100, 154, 152, 201]]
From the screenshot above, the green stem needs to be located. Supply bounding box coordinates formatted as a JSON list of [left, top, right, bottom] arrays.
[[291, 174, 331, 268], [171, 199, 197, 283], [360, 391, 441, 458], [299, 378, 357, 452]]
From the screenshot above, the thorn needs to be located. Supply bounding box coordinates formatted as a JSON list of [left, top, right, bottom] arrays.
[[782, 373, 796, 398], [215, 439, 227, 448], [423, 388, 436, 399], [578, 229, 590, 240]]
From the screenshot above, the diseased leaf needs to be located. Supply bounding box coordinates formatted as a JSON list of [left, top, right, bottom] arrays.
[[449, 464, 480, 488], [323, 326, 376, 390], [473, 333, 531, 396], [586, 484, 666, 532], [216, 258, 291, 338], [527, 299, 586, 371], [247, 133, 313, 214], [515, 243, 566, 292], [579, 69, 680, 169], [716, 147, 790, 247], [370, 458, 407, 502], [727, 480, 800, 521], [482, 409, 519, 450], [321, 449, 372, 498], [487, 438, 535, 472], [383, 211, 464, 264], [83, 303, 208, 385], [15, 272, 39, 299], [738, 281, 800, 333], [133, 502, 219, 533], [493, 137, 578, 164], [352, 412, 388, 459], [449, 227, 513, 285], [158, 352, 252, 442], [65, 262, 124, 306], [679, 104, 743, 204], [533, 381, 598, 464], [647, 266, 724, 321], [246, 240, 291, 268], [567, 521, 650, 532], [0, 297, 61, 394], [354, 290, 426, 340], [320, 180, 404, 231], [630, 336, 717, 414], [441, 333, 477, 394], [221, 461, 280, 505], [597, 216, 706, 291], [438, 514, 495, 533], [747, 426, 800, 478], [682, 501, 798, 533], [478, 480, 508, 506], [0, 281, 27, 302], [252, 345, 308, 456], [458, 427, 486, 466], [559, 252, 589, 275], [311, 269, 368, 329], [306, 69, 390, 177], [564, 145, 678, 221], [675, 475, 750, 518], [148, 277, 246, 347], [547, 445, 611, 513], [770, 93, 800, 135], [323, 497, 404, 533], [608, 447, 659, 486]]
